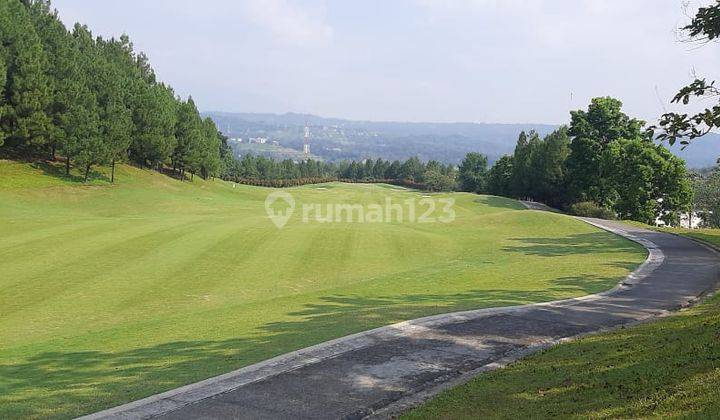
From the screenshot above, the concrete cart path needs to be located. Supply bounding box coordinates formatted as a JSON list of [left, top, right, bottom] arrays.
[[81, 218, 720, 420]]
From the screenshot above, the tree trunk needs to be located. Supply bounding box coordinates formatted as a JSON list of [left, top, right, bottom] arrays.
[[191, 171, 194, 181], [111, 158, 116, 183], [66, 155, 71, 175], [51, 144, 56, 161], [84, 164, 91, 182]]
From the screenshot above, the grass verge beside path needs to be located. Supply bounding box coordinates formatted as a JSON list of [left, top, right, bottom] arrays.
[[405, 226, 720, 419]]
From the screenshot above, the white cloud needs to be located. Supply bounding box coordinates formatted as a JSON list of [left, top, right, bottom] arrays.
[[241, 0, 333, 47]]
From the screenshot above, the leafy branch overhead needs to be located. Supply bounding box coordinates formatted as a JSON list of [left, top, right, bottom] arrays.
[[655, 1, 720, 146]]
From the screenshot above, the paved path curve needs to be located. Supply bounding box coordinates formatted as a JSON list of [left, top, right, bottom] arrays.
[[82, 218, 720, 420]]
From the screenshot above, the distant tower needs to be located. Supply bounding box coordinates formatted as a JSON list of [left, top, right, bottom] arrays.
[[303, 123, 311, 160]]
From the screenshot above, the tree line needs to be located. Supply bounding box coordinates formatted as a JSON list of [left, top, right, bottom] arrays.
[[0, 0, 226, 181], [222, 154, 458, 191], [457, 97, 693, 225]]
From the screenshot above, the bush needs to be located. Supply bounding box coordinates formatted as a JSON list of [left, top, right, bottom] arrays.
[[569, 201, 616, 220]]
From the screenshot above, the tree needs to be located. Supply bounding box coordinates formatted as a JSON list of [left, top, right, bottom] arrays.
[[386, 160, 402, 180], [566, 97, 646, 206], [531, 127, 570, 206], [0, 0, 52, 150], [655, 1, 720, 151], [130, 83, 177, 168], [375, 158, 387, 179], [0, 48, 6, 146], [363, 159, 375, 179], [87, 35, 136, 183], [458, 152, 488, 193], [197, 117, 222, 179], [487, 155, 514, 196], [399, 157, 424, 182], [424, 169, 456, 192], [25, 0, 72, 159], [603, 138, 692, 224], [694, 167, 720, 227], [569, 97, 644, 145], [511, 131, 541, 198], [65, 88, 103, 180], [173, 96, 202, 178], [103, 98, 132, 182]]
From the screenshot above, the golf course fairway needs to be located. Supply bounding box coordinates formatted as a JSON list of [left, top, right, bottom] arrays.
[[0, 161, 647, 419]]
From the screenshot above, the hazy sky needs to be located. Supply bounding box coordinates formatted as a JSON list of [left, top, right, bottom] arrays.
[[53, 0, 720, 124]]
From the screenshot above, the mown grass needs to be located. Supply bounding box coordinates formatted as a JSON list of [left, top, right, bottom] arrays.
[[0, 160, 646, 419], [406, 227, 720, 420]]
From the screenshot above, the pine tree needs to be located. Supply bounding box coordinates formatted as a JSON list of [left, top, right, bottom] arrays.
[[510, 131, 531, 198], [173, 96, 203, 178], [198, 117, 221, 179], [0, 48, 7, 147], [0, 0, 52, 149], [25, 0, 71, 159], [130, 82, 177, 168]]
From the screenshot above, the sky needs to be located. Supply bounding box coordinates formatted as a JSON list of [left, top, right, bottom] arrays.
[[52, 0, 720, 125]]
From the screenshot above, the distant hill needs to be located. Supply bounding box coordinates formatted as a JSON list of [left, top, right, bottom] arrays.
[[663, 135, 719, 169], [204, 112, 718, 168]]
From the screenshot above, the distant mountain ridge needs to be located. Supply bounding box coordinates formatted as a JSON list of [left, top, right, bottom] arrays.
[[204, 111, 718, 168]]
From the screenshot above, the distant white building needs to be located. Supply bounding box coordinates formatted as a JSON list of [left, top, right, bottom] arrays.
[[655, 211, 705, 229], [681, 212, 705, 229]]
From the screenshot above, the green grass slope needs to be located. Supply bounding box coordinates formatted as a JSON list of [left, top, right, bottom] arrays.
[[0, 160, 646, 419], [406, 228, 720, 420]]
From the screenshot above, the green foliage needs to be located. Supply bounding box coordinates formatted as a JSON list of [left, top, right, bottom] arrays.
[[0, 0, 51, 148], [223, 154, 458, 191], [423, 168, 456, 192], [129, 83, 177, 168], [486, 155, 513, 196], [693, 167, 720, 227], [568, 201, 616, 220], [399, 156, 425, 181], [654, 1, 720, 150], [604, 139, 692, 224], [0, 49, 6, 146], [510, 130, 532, 197], [0, 1, 224, 182], [569, 97, 644, 145], [484, 98, 692, 225], [173, 96, 202, 175], [458, 152, 488, 193], [531, 127, 569, 207], [566, 97, 646, 205]]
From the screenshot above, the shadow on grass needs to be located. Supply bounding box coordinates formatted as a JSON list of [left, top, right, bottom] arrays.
[[503, 232, 642, 257], [0, 281, 626, 419], [30, 161, 110, 184], [474, 195, 525, 210]]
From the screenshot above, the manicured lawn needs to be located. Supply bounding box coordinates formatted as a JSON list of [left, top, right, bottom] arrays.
[[405, 227, 720, 420], [0, 160, 646, 419]]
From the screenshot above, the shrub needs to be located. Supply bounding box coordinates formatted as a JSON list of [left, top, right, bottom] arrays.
[[569, 201, 616, 220]]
